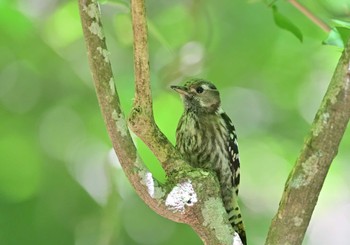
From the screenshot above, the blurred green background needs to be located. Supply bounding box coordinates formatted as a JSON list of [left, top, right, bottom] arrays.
[[1, 0, 350, 244]]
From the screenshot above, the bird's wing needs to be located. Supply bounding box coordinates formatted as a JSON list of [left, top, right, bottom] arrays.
[[220, 112, 240, 195]]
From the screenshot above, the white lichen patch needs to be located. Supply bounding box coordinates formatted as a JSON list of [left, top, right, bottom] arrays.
[[290, 174, 304, 189], [83, 2, 100, 21], [313, 112, 330, 137], [290, 154, 318, 189], [97, 47, 110, 63], [83, 2, 104, 40], [323, 112, 330, 121], [112, 110, 128, 137], [109, 78, 115, 96], [139, 170, 165, 199], [292, 216, 303, 227], [165, 180, 198, 213], [202, 197, 233, 245], [302, 154, 319, 179], [329, 84, 341, 104], [144, 172, 155, 197], [88, 22, 104, 40]]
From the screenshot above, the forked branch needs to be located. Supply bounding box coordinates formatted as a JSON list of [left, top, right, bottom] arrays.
[[78, 0, 241, 244]]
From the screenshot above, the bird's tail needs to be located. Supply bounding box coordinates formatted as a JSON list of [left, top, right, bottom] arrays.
[[227, 199, 247, 245]]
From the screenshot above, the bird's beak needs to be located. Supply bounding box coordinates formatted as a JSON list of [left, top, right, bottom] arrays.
[[171, 85, 189, 96]]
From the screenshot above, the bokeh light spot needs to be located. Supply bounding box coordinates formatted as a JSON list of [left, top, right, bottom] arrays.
[[0, 135, 43, 203]]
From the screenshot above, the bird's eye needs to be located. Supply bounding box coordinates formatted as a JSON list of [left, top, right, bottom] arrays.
[[196, 86, 204, 94]]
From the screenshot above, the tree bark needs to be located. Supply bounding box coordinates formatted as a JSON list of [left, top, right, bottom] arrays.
[[265, 39, 350, 244], [79, 0, 350, 244], [77, 0, 166, 217], [78, 0, 242, 244]]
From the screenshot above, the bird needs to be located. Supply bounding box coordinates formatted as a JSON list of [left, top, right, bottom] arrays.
[[171, 78, 247, 245]]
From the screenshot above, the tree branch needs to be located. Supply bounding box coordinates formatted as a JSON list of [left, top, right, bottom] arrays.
[[128, 0, 243, 244], [79, 0, 241, 244], [265, 39, 350, 244], [130, 0, 153, 111], [128, 0, 183, 174], [78, 0, 170, 220], [288, 0, 331, 32]]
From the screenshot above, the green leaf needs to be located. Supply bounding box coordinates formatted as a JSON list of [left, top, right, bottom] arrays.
[[272, 5, 303, 42], [323, 20, 350, 48], [332, 19, 350, 29], [337, 27, 350, 46], [323, 28, 344, 48]]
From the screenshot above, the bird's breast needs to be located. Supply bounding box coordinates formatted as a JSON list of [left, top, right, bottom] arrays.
[[176, 113, 230, 171]]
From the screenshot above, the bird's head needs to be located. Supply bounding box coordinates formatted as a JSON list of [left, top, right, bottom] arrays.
[[171, 79, 221, 113]]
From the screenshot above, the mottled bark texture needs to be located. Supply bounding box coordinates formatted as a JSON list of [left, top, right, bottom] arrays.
[[78, 0, 242, 244], [265, 39, 350, 245], [79, 0, 350, 244]]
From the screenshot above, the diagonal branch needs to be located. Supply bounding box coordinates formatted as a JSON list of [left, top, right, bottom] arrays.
[[78, 0, 171, 219], [265, 39, 350, 244], [288, 0, 331, 32]]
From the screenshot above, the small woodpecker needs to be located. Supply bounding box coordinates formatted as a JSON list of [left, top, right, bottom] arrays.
[[171, 78, 247, 245]]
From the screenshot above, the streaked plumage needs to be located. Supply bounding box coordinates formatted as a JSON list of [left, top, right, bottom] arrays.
[[171, 78, 246, 245]]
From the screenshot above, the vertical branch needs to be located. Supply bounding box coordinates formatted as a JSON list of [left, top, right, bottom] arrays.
[[128, 0, 186, 174], [131, 0, 153, 113], [265, 39, 350, 244]]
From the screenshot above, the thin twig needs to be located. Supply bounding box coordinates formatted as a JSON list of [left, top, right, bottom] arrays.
[[288, 0, 331, 32], [265, 39, 350, 244]]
